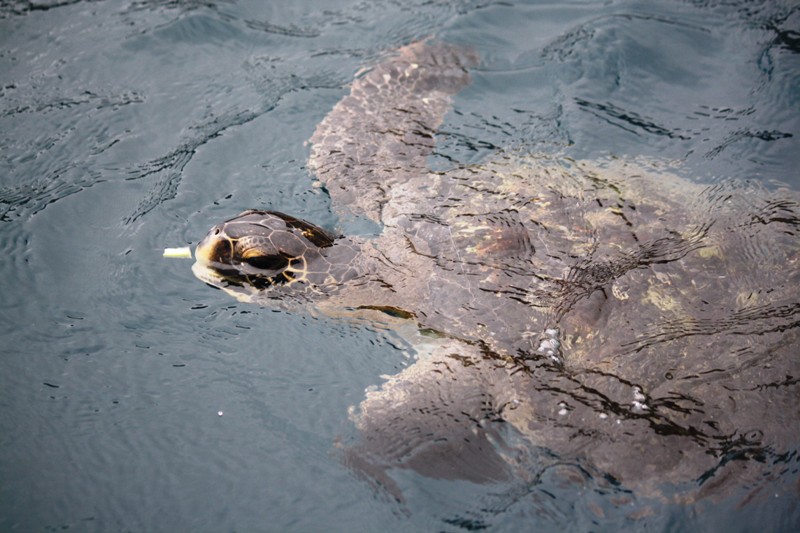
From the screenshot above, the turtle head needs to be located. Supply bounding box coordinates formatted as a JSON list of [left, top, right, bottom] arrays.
[[193, 209, 337, 291]]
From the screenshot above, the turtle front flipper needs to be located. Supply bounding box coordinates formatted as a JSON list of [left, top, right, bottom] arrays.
[[308, 41, 478, 223], [342, 336, 527, 501]]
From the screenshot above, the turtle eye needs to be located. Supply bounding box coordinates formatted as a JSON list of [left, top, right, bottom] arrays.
[[212, 238, 232, 261], [241, 253, 289, 271]]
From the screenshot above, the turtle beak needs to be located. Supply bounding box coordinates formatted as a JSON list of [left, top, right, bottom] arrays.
[[191, 260, 224, 287], [194, 233, 216, 265], [192, 229, 239, 289], [194, 225, 229, 266]]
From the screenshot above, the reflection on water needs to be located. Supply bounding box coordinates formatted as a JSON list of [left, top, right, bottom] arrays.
[[1, 0, 798, 531]]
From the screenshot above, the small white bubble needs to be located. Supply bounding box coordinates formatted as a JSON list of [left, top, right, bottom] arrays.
[[537, 340, 550, 352], [599, 413, 608, 419], [633, 387, 646, 402], [558, 408, 568, 416], [217, 411, 224, 417]]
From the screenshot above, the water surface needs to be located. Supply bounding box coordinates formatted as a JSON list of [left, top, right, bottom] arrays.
[[1, 1, 798, 531]]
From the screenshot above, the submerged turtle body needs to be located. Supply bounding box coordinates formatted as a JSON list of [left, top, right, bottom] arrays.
[[194, 41, 800, 502]]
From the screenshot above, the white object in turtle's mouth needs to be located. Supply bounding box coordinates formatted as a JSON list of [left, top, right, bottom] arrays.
[[163, 246, 193, 259]]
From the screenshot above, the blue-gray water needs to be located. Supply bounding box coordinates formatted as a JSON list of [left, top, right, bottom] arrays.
[[1, 1, 798, 531]]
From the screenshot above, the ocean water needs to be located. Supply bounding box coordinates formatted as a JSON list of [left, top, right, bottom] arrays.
[[0, 1, 798, 531]]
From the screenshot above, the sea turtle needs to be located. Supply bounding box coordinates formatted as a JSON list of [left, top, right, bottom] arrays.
[[193, 41, 800, 503]]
